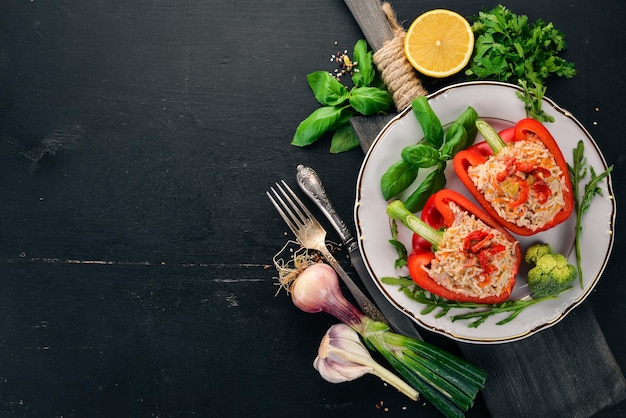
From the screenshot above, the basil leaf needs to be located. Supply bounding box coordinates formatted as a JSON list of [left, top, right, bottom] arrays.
[[291, 106, 345, 147], [329, 107, 353, 131], [330, 125, 359, 153], [380, 160, 419, 200], [307, 71, 349, 107], [401, 143, 440, 168], [412, 96, 444, 149], [452, 105, 479, 148], [349, 86, 392, 115], [403, 168, 447, 213], [351, 39, 375, 87], [439, 124, 467, 160]]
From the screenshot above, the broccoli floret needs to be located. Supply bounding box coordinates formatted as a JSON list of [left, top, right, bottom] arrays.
[[525, 244, 577, 298], [524, 243, 552, 265]]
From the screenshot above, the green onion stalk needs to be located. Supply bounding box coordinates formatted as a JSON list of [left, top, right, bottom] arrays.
[[275, 255, 487, 418], [314, 323, 419, 401]]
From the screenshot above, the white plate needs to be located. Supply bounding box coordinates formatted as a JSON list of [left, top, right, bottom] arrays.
[[354, 81, 615, 344]]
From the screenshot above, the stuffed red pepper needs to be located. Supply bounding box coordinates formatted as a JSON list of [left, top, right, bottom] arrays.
[[387, 190, 521, 304], [453, 118, 574, 236]]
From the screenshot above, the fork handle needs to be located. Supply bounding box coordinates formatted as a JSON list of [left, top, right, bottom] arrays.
[[318, 246, 390, 325], [296, 165, 354, 246]]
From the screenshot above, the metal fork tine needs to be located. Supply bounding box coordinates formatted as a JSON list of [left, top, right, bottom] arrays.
[[266, 187, 299, 236], [277, 180, 318, 228], [274, 182, 306, 228], [275, 182, 307, 228], [267, 179, 390, 326]]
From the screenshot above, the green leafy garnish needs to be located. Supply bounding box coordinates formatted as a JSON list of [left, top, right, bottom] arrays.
[[388, 219, 408, 269], [411, 97, 445, 149], [466, 4, 577, 122], [568, 140, 613, 287], [380, 97, 478, 212], [291, 40, 391, 153], [382, 276, 561, 328]]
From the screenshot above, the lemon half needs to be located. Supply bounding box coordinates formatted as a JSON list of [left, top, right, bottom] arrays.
[[404, 9, 474, 78]]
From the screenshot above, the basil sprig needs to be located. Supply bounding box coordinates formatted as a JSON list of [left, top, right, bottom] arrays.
[[291, 40, 392, 153], [380, 97, 478, 212]]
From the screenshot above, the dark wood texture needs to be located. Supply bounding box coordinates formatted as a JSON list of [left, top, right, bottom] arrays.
[[461, 303, 626, 418], [343, 0, 394, 51], [1, 1, 626, 417]]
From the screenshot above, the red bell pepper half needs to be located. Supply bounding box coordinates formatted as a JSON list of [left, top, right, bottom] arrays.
[[388, 190, 521, 304], [453, 118, 574, 236]]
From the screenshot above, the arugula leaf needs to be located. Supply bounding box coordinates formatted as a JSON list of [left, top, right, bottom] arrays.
[[388, 220, 408, 268], [517, 79, 552, 122], [568, 140, 613, 287], [382, 275, 561, 328]]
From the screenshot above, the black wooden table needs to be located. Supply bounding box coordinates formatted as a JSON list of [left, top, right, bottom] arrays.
[[1, 1, 625, 417]]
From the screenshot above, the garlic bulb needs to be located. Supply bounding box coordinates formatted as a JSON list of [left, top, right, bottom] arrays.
[[314, 324, 418, 400]]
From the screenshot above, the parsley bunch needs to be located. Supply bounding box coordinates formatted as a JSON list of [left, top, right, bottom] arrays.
[[465, 5, 577, 122]]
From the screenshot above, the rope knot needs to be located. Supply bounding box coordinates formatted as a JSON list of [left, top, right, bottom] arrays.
[[373, 2, 428, 110]]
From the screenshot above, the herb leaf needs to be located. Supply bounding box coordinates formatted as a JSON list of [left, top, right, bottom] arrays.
[[349, 86, 392, 115], [307, 71, 349, 107], [351, 39, 375, 87], [291, 106, 348, 147], [380, 160, 419, 200], [401, 143, 440, 168], [466, 5, 576, 122], [388, 220, 408, 268], [292, 40, 391, 152], [380, 99, 478, 201], [439, 124, 468, 160], [381, 276, 561, 328], [451, 105, 479, 149], [330, 125, 359, 153], [568, 140, 613, 287], [412, 96, 444, 149], [403, 167, 447, 213]]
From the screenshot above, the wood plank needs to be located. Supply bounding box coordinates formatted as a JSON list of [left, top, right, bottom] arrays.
[[343, 0, 394, 51]]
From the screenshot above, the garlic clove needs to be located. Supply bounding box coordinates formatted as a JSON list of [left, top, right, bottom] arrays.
[[313, 323, 419, 401], [314, 324, 372, 383]]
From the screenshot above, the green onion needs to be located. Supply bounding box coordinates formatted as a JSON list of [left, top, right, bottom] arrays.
[[279, 261, 487, 417]]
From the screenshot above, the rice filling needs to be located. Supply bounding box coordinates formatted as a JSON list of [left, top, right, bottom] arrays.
[[424, 202, 518, 299], [467, 137, 566, 231]]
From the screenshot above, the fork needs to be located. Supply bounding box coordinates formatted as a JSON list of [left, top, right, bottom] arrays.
[[267, 180, 389, 325]]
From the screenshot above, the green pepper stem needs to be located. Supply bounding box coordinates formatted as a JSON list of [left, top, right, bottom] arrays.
[[476, 119, 507, 154], [386, 200, 443, 248]]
